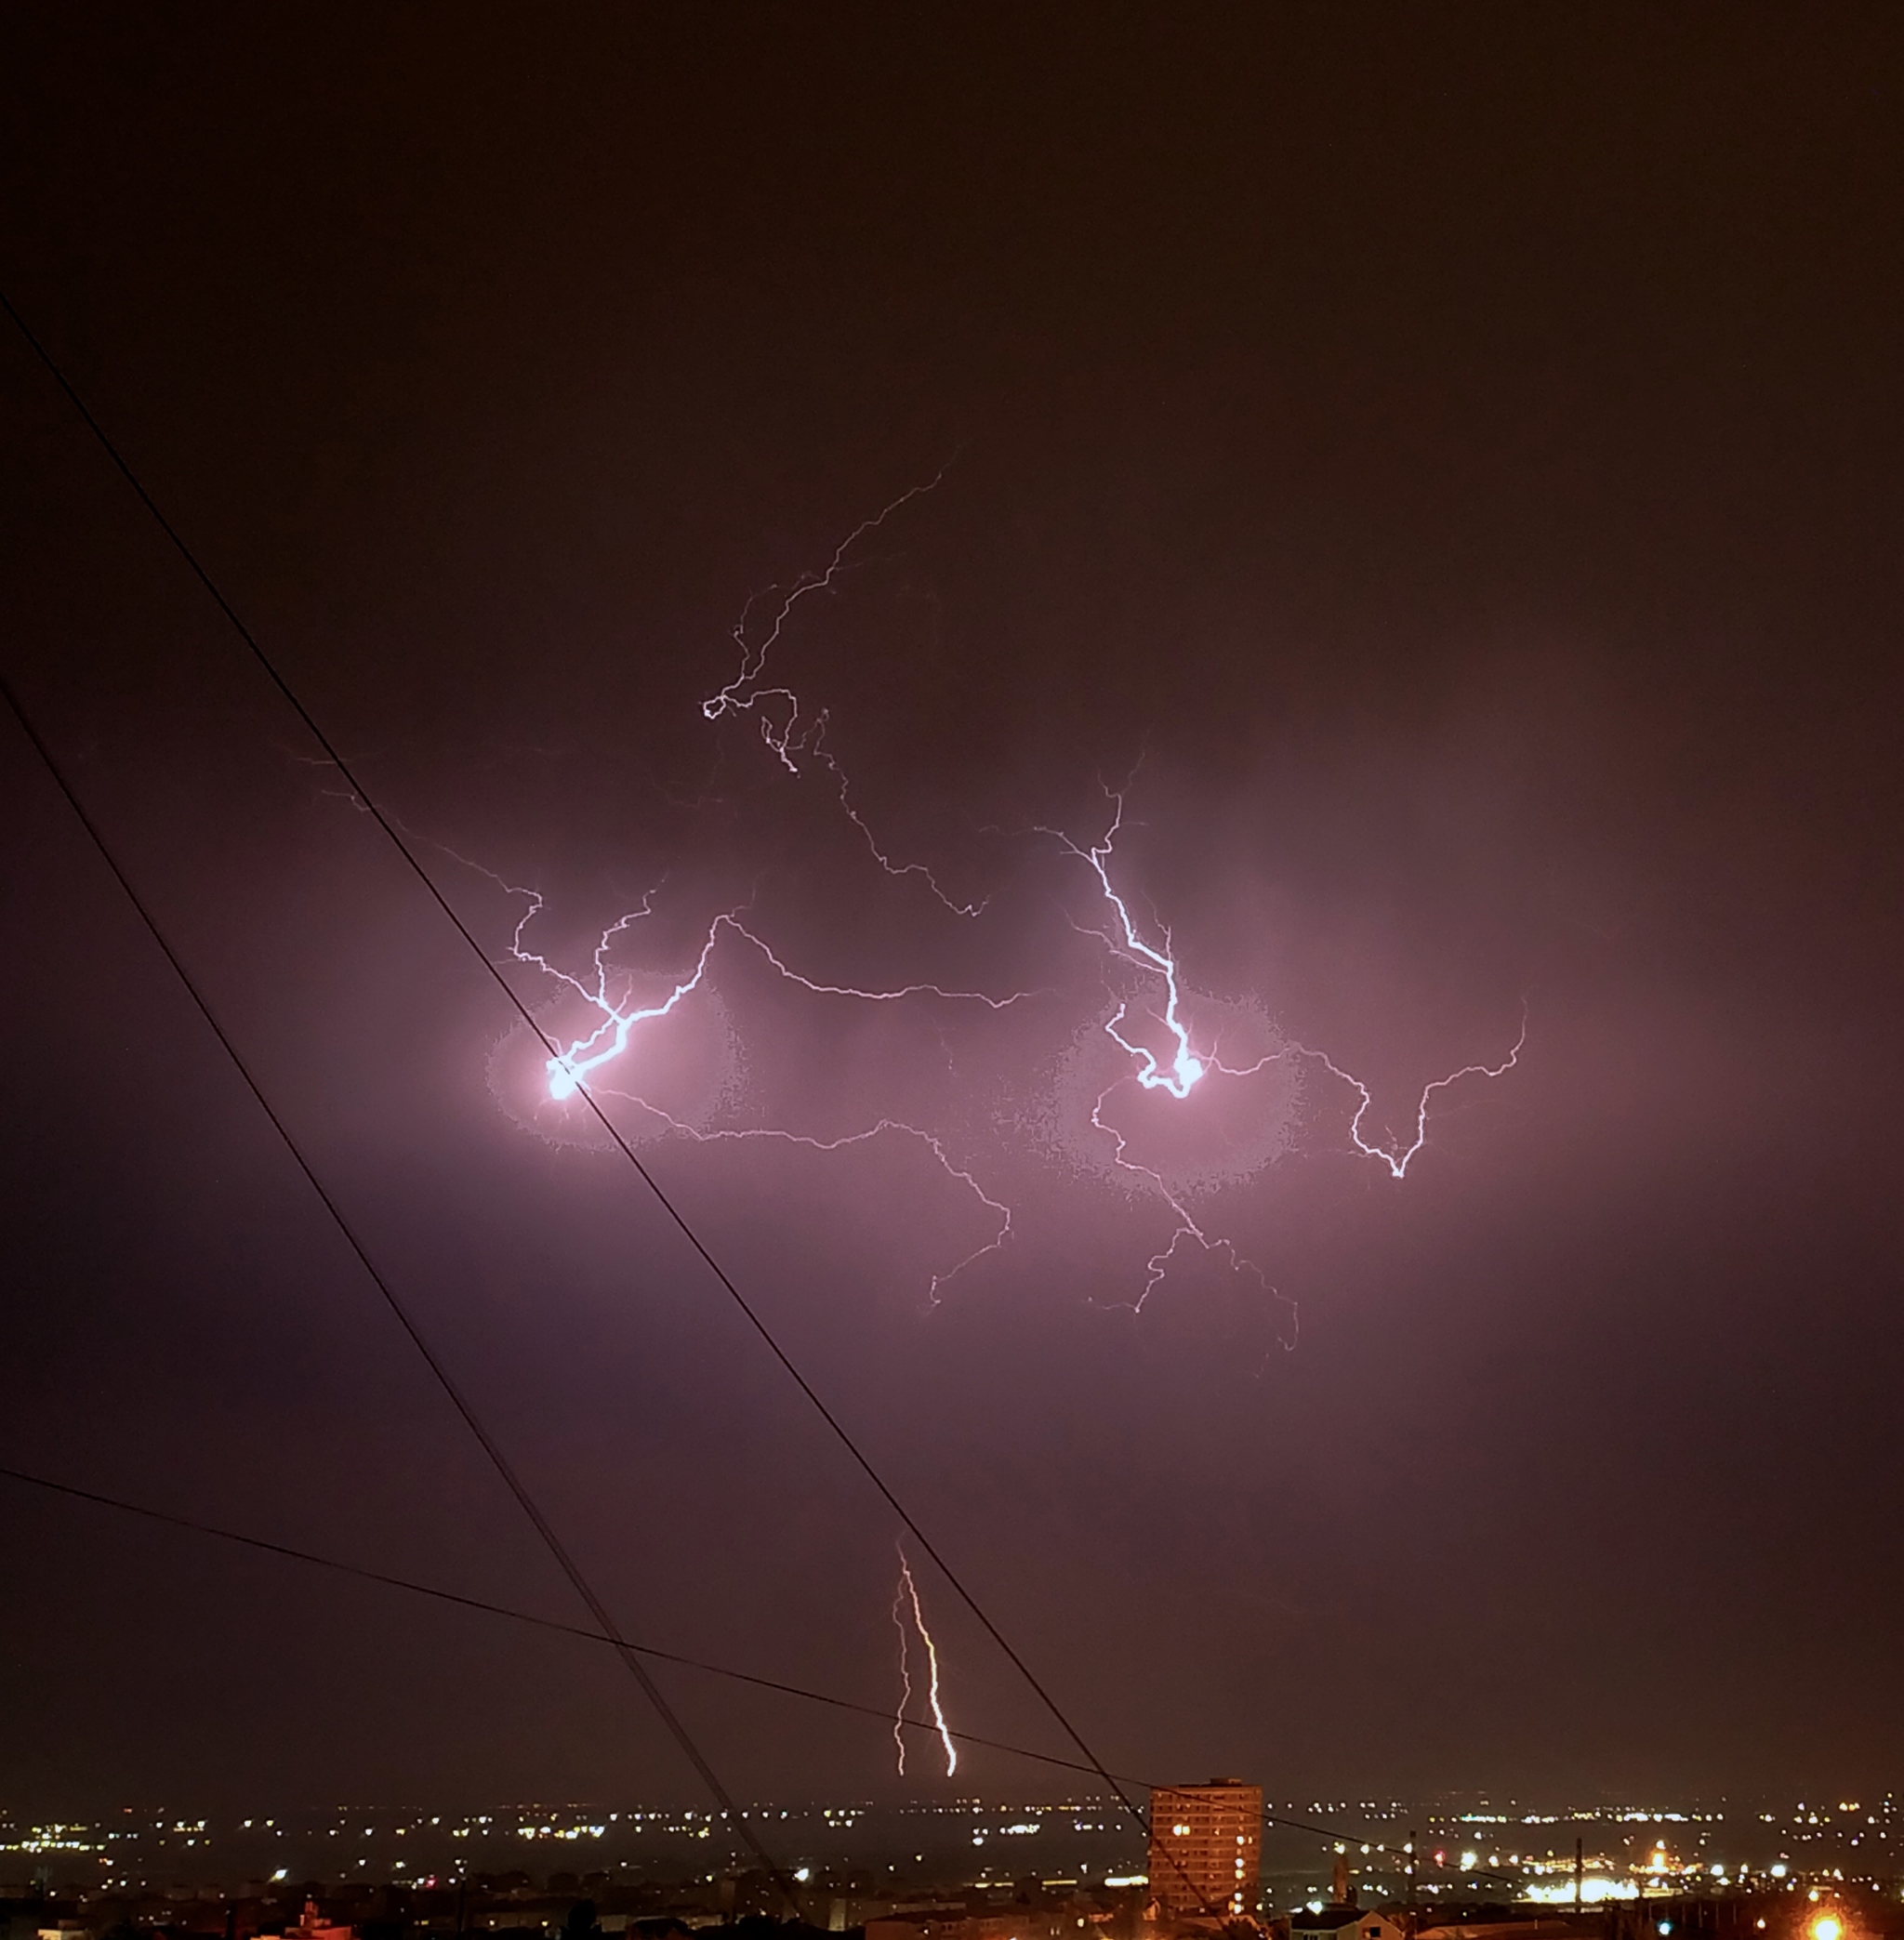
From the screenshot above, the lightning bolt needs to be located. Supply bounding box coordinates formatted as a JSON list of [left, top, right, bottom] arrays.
[[536, 908, 1032, 1103], [1051, 794, 1522, 1313], [892, 1543, 957, 1777], [701, 469, 986, 917], [1085, 1077, 1281, 1321], [424, 490, 1527, 1331], [890, 1555, 914, 1777], [1043, 792, 1282, 1316], [1043, 792, 1205, 1099], [444, 859, 1024, 1302], [1206, 1025, 1528, 1179], [540, 911, 723, 1102], [589, 1093, 1014, 1305], [1284, 1021, 1528, 1179]]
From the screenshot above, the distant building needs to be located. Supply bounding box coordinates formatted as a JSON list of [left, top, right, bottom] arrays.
[[282, 1902, 355, 1940], [1291, 1906, 1405, 1940], [1415, 1922, 1595, 1940], [866, 1900, 1106, 1940], [1147, 1779, 1263, 1920]]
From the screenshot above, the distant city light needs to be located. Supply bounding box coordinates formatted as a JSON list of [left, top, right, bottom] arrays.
[[1527, 1880, 1635, 1904]]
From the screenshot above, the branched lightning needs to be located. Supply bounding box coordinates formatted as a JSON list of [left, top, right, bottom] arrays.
[[722, 920, 1036, 1013], [591, 1090, 1014, 1305], [450, 861, 1022, 1300], [536, 908, 1034, 1103], [434, 489, 1526, 1329], [430, 834, 1031, 1101], [700, 470, 986, 916], [892, 1543, 957, 1777], [523, 900, 1039, 1102], [1085, 1080, 1276, 1316], [538, 913, 723, 1102], [1039, 792, 1276, 1313], [1329, 1022, 1526, 1177], [1043, 795, 1205, 1100], [1047, 794, 1522, 1313], [1218, 1018, 1529, 1180]]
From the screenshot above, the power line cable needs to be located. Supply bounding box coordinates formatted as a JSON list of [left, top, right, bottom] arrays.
[[0, 286, 1168, 1878], [0, 1457, 1052, 1772], [0, 666, 802, 1915], [0, 631, 1227, 1928], [0, 1455, 1513, 1894]]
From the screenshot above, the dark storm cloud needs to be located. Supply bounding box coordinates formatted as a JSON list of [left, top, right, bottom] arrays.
[[0, 3, 1899, 1823]]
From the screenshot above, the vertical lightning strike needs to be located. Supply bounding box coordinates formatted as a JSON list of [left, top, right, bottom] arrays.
[[889, 1562, 914, 1777], [1043, 794, 1279, 1314], [892, 1545, 957, 1777]]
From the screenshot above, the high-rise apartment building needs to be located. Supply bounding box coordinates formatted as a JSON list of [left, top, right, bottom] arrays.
[[1147, 1777, 1263, 1920]]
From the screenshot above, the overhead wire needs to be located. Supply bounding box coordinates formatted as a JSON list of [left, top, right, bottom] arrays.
[[0, 666, 802, 1914], [0, 1456, 1514, 1894], [0, 627, 1231, 1921], [0, 286, 1176, 1891]]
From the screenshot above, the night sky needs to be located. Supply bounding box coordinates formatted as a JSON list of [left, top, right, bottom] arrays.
[[2, 7, 1900, 1820]]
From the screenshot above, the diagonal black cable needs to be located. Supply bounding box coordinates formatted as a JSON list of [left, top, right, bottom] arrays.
[[0, 1457, 1069, 1776], [0, 668, 802, 1913], [0, 1455, 1509, 1894], [0, 286, 1166, 1871]]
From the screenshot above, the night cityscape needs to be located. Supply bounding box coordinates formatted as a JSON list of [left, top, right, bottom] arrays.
[[5, 1796, 1902, 1937], [3, 16, 1900, 1940]]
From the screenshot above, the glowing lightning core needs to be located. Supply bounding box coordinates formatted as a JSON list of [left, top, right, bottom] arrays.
[[1059, 792, 1524, 1181], [891, 1545, 957, 1777], [528, 906, 1031, 1103], [1047, 794, 1204, 1097], [459, 867, 1022, 1302], [544, 920, 722, 1101], [1042, 794, 1524, 1317]]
